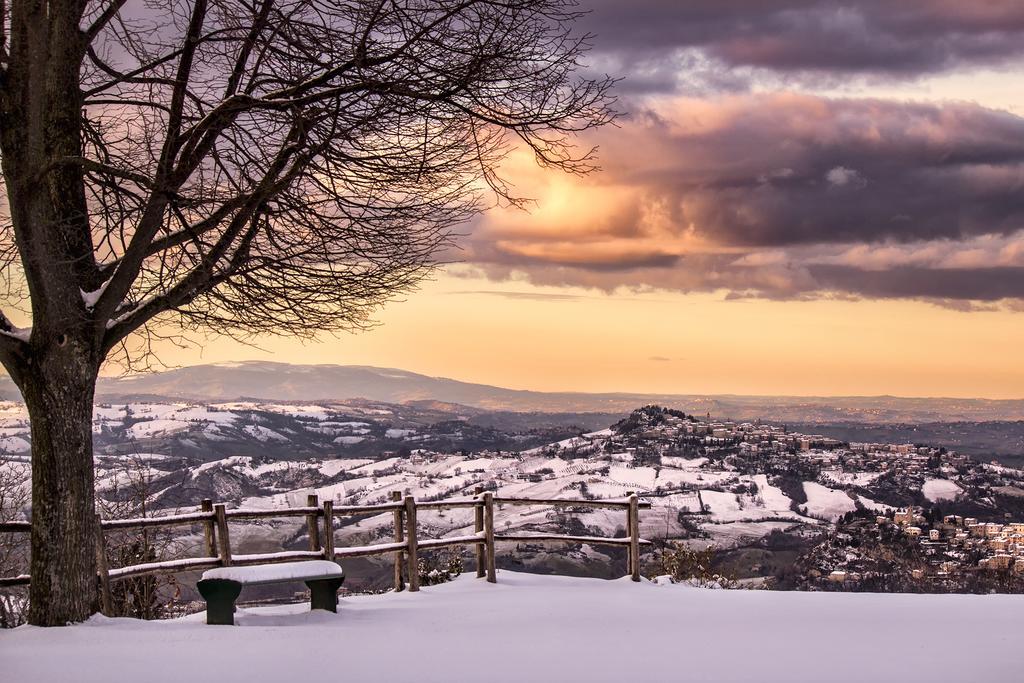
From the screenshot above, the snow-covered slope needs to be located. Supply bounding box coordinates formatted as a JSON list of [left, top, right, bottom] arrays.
[[2, 572, 1020, 683], [922, 478, 962, 502]]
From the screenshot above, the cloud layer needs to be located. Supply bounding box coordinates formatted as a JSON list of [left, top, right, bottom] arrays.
[[462, 94, 1024, 306], [580, 1, 1024, 92]]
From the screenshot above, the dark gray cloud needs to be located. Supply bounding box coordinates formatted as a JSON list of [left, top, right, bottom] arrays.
[[461, 256, 1024, 308], [663, 97, 1024, 247], [643, 99, 1024, 247], [809, 265, 1024, 301], [579, 1, 1024, 90]]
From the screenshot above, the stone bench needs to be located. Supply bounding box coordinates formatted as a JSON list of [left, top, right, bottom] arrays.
[[196, 560, 344, 625]]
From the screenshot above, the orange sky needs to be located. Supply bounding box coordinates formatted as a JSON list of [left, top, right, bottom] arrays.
[[0, 55, 1017, 400], [135, 270, 1023, 399], [126, 66, 1024, 401]]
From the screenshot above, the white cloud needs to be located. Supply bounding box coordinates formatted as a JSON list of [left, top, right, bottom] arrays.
[[825, 166, 866, 188]]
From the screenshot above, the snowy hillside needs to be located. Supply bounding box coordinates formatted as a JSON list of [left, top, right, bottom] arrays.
[[3, 571, 1020, 683], [4, 402, 1024, 591], [0, 400, 891, 552], [0, 398, 599, 463]]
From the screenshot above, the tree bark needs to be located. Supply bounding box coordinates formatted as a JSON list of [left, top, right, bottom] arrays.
[[20, 350, 99, 626], [0, 0, 100, 625]]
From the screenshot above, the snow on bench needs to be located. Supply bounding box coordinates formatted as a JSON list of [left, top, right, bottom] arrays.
[[198, 560, 345, 625], [202, 560, 343, 585]]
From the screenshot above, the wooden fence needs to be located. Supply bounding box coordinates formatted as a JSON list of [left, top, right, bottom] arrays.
[[0, 490, 653, 611]]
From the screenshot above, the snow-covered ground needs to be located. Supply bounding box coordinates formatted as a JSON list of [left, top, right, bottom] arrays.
[[922, 478, 962, 502], [801, 481, 879, 521], [2, 572, 1020, 683]]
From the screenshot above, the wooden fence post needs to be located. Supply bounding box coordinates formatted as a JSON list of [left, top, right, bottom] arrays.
[[474, 486, 485, 579], [201, 499, 217, 558], [214, 504, 232, 567], [322, 500, 335, 560], [94, 513, 112, 616], [625, 491, 635, 577], [404, 496, 419, 592], [391, 491, 404, 591], [628, 493, 641, 582], [306, 493, 321, 552], [483, 491, 496, 583]]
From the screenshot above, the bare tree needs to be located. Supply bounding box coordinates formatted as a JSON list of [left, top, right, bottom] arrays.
[[0, 459, 29, 627], [98, 453, 187, 620], [0, 0, 614, 624]]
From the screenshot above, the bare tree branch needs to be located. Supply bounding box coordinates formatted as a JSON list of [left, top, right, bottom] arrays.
[[84, 0, 129, 41], [63, 0, 615, 347]]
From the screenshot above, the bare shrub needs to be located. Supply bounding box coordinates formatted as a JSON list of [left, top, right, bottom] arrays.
[[98, 455, 189, 620], [0, 460, 29, 627], [649, 542, 737, 589]]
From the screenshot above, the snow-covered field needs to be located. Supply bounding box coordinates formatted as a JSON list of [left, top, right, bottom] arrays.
[[802, 482, 859, 521], [922, 478, 962, 502], [2, 572, 1020, 683]]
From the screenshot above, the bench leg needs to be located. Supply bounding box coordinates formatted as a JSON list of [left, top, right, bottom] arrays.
[[197, 579, 243, 625], [306, 577, 344, 613]]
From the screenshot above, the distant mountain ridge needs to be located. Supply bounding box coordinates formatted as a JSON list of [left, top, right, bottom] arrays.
[[1, 360, 1022, 423]]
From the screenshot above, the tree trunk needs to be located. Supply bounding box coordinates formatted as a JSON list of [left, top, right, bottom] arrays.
[[21, 349, 99, 626], [0, 0, 101, 626]]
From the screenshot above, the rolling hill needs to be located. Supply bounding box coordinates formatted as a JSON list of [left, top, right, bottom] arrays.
[[1, 360, 1022, 422]]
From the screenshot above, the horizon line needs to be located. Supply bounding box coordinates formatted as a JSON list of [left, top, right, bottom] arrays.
[[60, 359, 1024, 403]]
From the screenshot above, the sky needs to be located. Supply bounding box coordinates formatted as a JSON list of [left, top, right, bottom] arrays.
[[111, 2, 1024, 398]]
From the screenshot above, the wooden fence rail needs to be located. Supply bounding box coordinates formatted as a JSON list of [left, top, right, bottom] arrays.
[[0, 493, 653, 597]]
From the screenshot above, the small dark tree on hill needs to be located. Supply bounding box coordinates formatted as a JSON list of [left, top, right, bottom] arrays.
[[0, 0, 614, 624]]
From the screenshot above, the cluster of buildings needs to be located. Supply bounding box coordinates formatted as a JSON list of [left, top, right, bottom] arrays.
[[885, 507, 1024, 575], [612, 409, 970, 479]]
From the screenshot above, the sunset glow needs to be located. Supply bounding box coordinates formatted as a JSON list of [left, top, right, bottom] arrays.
[[139, 271, 1024, 399], [42, 2, 1024, 398]]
